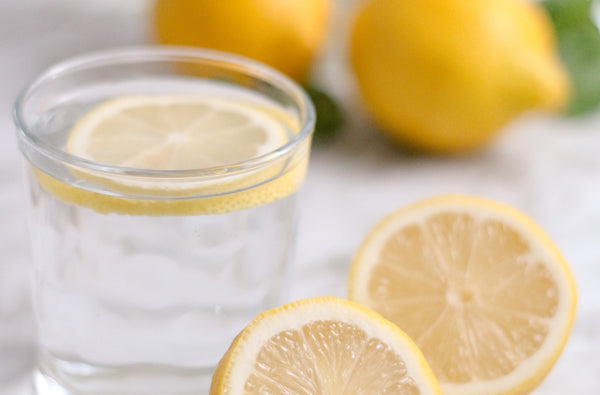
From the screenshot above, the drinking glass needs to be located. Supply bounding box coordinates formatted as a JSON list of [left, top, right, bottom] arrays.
[[13, 46, 315, 394]]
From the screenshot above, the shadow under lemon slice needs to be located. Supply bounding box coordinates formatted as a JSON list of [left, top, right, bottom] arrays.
[[35, 95, 309, 216]]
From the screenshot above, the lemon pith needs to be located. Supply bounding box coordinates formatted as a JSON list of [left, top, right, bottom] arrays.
[[210, 296, 442, 394], [348, 195, 577, 395]]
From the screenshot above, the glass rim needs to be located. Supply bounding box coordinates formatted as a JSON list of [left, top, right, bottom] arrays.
[[13, 45, 316, 179]]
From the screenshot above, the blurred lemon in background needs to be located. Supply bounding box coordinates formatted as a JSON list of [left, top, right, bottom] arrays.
[[351, 0, 572, 154], [154, 0, 333, 82]]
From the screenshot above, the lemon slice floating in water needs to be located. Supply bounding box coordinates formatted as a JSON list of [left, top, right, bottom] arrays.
[[35, 95, 309, 215], [66, 95, 287, 170]]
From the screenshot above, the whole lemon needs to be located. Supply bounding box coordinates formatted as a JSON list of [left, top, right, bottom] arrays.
[[351, 0, 571, 153], [154, 0, 333, 82]]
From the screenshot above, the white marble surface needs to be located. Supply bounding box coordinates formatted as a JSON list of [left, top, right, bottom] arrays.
[[1, 0, 599, 393]]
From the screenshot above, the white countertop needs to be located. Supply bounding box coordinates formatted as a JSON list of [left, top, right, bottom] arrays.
[[1, 1, 599, 393]]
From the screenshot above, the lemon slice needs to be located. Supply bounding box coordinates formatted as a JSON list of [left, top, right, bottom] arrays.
[[210, 296, 442, 395], [35, 95, 309, 215], [348, 195, 577, 395], [66, 95, 287, 170]]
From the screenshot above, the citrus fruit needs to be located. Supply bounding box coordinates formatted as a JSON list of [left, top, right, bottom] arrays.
[[154, 0, 333, 82], [66, 96, 287, 170], [35, 95, 309, 216], [348, 195, 577, 395], [350, 0, 571, 153], [210, 296, 442, 394]]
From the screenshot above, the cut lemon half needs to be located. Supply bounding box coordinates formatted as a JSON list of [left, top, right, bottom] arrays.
[[348, 195, 577, 395], [35, 95, 310, 215], [210, 297, 442, 395]]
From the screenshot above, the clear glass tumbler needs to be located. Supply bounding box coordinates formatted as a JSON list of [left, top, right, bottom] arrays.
[[13, 47, 315, 394]]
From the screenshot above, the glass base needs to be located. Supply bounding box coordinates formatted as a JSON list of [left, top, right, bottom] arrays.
[[33, 358, 214, 395]]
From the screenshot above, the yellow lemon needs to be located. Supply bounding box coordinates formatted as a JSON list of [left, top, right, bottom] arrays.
[[210, 296, 442, 394], [348, 195, 577, 395], [350, 0, 571, 153], [154, 0, 333, 82]]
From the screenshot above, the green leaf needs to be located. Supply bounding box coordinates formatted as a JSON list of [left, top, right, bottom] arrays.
[[544, 0, 595, 29], [544, 0, 600, 115], [304, 86, 344, 143]]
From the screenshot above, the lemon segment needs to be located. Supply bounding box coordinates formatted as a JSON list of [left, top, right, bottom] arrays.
[[34, 95, 309, 216], [348, 195, 577, 395], [210, 297, 442, 395]]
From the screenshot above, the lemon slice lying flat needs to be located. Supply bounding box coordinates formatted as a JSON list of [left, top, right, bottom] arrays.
[[348, 195, 577, 395], [210, 297, 442, 394], [66, 95, 287, 170], [35, 95, 309, 215]]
